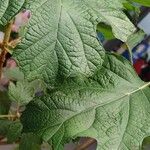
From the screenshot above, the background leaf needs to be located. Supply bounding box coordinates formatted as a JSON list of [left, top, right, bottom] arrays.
[[0, 119, 12, 136], [126, 30, 145, 51], [8, 81, 35, 105], [0, 92, 11, 115], [6, 121, 22, 143], [19, 133, 42, 150], [3, 67, 24, 81], [97, 23, 114, 40], [131, 0, 150, 7]]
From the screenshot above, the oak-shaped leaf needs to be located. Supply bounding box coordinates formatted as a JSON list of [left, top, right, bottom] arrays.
[[21, 53, 150, 150], [13, 0, 135, 84]]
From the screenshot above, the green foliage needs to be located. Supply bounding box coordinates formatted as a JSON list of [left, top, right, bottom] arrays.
[[97, 23, 114, 40], [126, 30, 145, 51], [8, 81, 35, 105], [142, 137, 150, 150], [131, 0, 150, 6], [8, 77, 46, 106], [19, 133, 42, 150], [3, 67, 24, 81], [0, 92, 11, 114], [6, 121, 22, 143], [0, 0, 25, 26], [13, 0, 135, 85], [0, 120, 22, 144], [0, 0, 149, 150], [126, 30, 145, 62], [21, 54, 150, 149]]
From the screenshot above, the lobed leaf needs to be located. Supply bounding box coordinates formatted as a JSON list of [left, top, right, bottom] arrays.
[[13, 0, 135, 84], [21, 53, 150, 150]]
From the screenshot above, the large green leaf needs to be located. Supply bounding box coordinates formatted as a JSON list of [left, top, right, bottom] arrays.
[[13, 0, 135, 84], [0, 0, 25, 26], [21, 53, 150, 150]]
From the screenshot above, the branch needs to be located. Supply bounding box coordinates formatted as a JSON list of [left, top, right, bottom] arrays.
[[0, 20, 13, 79], [75, 138, 96, 150]]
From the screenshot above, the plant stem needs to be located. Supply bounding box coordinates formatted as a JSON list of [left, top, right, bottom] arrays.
[[0, 20, 13, 79], [0, 114, 16, 118], [75, 138, 96, 150]]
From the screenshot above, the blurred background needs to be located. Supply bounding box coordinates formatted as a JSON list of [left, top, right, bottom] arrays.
[[97, 6, 150, 83]]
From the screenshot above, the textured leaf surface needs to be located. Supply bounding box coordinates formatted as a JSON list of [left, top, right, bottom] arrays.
[[19, 133, 42, 150], [0, 119, 12, 136], [21, 54, 150, 150], [3, 67, 24, 81], [8, 81, 35, 105], [0, 0, 25, 26], [0, 92, 11, 115], [6, 121, 22, 143], [14, 0, 135, 84]]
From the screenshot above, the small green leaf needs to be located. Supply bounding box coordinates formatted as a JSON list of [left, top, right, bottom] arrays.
[[19, 133, 42, 150], [29, 79, 47, 94], [8, 81, 35, 105], [6, 121, 22, 143], [3, 67, 24, 81]]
